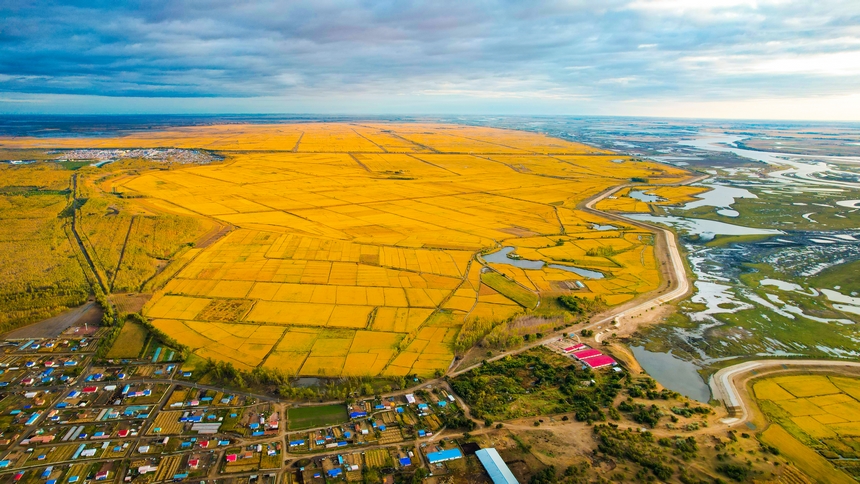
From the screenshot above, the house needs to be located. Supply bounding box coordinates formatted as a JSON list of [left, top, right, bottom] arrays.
[[427, 448, 463, 464]]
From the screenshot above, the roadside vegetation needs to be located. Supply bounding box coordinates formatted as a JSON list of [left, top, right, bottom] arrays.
[[451, 347, 624, 421]]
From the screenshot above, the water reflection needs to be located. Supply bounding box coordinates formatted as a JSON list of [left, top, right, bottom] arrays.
[[631, 346, 711, 402]]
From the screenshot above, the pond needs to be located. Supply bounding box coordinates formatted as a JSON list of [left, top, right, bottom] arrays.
[[592, 224, 618, 231], [482, 246, 545, 270], [547, 264, 604, 279], [483, 247, 605, 278], [629, 190, 663, 203], [680, 183, 756, 211], [293, 377, 324, 387], [626, 214, 782, 240], [631, 346, 711, 402]]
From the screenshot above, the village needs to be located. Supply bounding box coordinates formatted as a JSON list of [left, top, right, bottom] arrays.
[[0, 319, 626, 484]]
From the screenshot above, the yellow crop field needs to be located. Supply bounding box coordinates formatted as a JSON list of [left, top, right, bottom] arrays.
[[753, 380, 795, 401], [830, 376, 860, 401], [755, 374, 860, 480], [773, 375, 842, 398], [1, 123, 694, 376], [760, 425, 854, 484]]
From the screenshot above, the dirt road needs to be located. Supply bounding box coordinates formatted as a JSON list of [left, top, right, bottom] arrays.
[[2, 301, 102, 339]]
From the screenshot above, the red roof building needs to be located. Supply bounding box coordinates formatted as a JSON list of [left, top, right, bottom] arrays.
[[82, 386, 98, 394], [563, 343, 586, 353], [226, 454, 237, 463], [584, 355, 617, 368], [571, 349, 602, 360]]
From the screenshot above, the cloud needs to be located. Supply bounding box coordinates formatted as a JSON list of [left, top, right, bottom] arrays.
[[0, 0, 859, 118]]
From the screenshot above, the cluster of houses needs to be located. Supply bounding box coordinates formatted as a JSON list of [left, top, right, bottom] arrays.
[[1, 355, 83, 388]]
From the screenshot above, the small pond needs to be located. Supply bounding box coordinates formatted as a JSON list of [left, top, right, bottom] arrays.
[[592, 224, 618, 231], [547, 264, 604, 279], [483, 247, 545, 270], [483, 247, 604, 278], [629, 190, 663, 203], [631, 346, 711, 402]]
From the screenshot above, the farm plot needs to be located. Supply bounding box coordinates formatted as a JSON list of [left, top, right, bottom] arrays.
[[147, 411, 184, 435], [287, 404, 348, 430], [106, 321, 148, 359], [754, 374, 860, 479], [364, 449, 394, 468]]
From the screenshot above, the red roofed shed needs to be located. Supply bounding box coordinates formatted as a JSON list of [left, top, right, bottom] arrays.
[[571, 349, 602, 360], [585, 355, 617, 368], [563, 343, 586, 353]]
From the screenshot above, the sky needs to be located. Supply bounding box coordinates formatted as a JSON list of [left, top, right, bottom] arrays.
[[2, 0, 860, 120]]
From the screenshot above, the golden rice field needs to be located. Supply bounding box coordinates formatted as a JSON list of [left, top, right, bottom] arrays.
[[755, 374, 860, 482], [1, 123, 693, 376]]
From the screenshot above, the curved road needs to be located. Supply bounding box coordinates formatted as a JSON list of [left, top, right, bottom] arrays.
[[580, 182, 695, 342], [447, 176, 704, 376], [709, 359, 860, 427]]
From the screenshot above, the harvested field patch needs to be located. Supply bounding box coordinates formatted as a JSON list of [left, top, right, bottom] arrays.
[[288, 404, 348, 430]]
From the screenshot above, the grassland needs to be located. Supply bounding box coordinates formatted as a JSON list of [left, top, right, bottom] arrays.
[[1, 123, 692, 376], [754, 374, 860, 481], [105, 320, 148, 358], [287, 404, 348, 430], [811, 260, 860, 295]]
